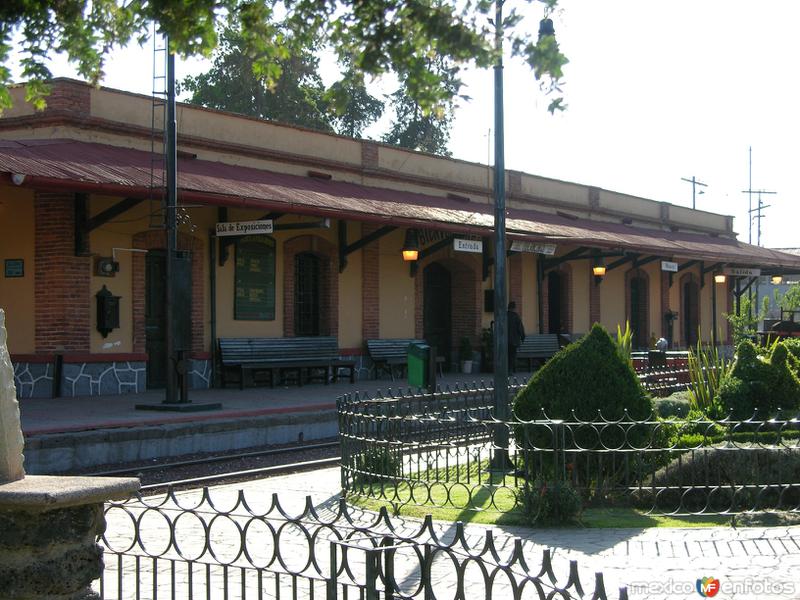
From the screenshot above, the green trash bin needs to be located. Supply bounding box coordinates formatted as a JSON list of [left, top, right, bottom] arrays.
[[407, 342, 430, 388]]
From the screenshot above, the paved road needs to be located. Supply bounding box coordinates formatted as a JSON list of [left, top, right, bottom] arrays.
[[98, 467, 800, 600]]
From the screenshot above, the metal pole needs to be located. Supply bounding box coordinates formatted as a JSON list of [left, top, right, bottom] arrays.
[[492, 0, 510, 463], [164, 49, 178, 404]]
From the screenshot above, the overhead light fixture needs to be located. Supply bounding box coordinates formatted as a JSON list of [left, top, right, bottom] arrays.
[[11, 173, 25, 186], [714, 273, 726, 284], [401, 229, 420, 262], [771, 275, 783, 285]]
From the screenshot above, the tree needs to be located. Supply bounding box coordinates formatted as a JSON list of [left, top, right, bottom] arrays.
[[381, 58, 458, 155], [1, 0, 566, 115], [182, 27, 335, 132], [326, 60, 384, 138]]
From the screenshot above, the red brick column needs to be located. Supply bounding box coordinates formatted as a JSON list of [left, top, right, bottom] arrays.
[[361, 223, 380, 341], [34, 192, 91, 352], [42, 80, 90, 116], [589, 268, 601, 326], [660, 271, 671, 339]]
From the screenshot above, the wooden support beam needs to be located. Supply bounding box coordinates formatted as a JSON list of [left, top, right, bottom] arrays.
[[606, 254, 638, 272], [633, 255, 659, 269], [74, 193, 90, 256], [339, 224, 396, 273], [541, 246, 591, 273], [410, 235, 454, 277], [86, 197, 144, 232], [669, 259, 698, 287]]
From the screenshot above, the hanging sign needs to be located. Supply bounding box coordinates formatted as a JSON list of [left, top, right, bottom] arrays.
[[660, 261, 678, 272], [724, 267, 761, 277], [216, 220, 274, 237], [509, 241, 557, 255], [453, 238, 483, 253]]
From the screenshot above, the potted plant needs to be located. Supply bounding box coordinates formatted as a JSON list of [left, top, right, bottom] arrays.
[[480, 327, 494, 372], [459, 337, 473, 374]]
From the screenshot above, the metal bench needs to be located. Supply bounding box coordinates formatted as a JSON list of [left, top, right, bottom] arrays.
[[366, 338, 445, 380], [218, 337, 355, 389], [515, 334, 562, 370]]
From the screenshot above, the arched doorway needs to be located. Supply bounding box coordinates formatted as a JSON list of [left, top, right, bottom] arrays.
[[294, 252, 322, 336], [682, 278, 700, 347], [629, 274, 649, 349], [423, 262, 452, 368]]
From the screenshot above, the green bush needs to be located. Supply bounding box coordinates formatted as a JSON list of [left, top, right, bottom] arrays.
[[513, 323, 653, 422], [519, 477, 582, 525], [638, 444, 800, 512], [654, 393, 691, 418], [717, 340, 800, 419]]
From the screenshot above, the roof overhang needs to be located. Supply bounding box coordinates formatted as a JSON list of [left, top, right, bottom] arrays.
[[2, 138, 800, 272]]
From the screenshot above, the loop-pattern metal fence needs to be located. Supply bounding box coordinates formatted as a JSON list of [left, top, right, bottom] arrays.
[[338, 384, 800, 517], [98, 487, 626, 599]]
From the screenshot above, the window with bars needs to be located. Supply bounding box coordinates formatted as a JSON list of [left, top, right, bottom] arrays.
[[294, 252, 321, 336]]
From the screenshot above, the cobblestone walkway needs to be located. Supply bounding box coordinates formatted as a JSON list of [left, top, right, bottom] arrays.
[[99, 467, 800, 600]]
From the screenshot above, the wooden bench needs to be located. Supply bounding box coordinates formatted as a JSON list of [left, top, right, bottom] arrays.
[[218, 337, 355, 389], [515, 334, 562, 370], [366, 339, 445, 380]]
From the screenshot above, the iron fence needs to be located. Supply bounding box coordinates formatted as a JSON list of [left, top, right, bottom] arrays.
[[339, 384, 800, 516], [97, 487, 626, 600]]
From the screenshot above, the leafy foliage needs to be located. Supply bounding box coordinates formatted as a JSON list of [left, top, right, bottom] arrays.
[[686, 338, 731, 417], [514, 323, 652, 422], [725, 293, 769, 347], [615, 321, 633, 369], [1, 0, 567, 117], [520, 477, 582, 525], [182, 27, 336, 132], [717, 340, 800, 419]]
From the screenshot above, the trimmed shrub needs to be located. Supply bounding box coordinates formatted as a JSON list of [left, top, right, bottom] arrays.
[[519, 477, 582, 525], [717, 340, 800, 419], [513, 323, 653, 421], [655, 393, 691, 418], [637, 444, 800, 512]]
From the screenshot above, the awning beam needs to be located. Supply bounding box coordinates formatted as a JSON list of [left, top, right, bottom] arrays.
[[339, 223, 396, 272], [75, 194, 144, 256], [410, 235, 455, 277]]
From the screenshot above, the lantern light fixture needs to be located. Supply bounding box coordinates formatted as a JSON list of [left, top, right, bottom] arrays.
[[401, 229, 420, 262], [592, 256, 606, 284], [714, 273, 726, 284], [771, 275, 783, 285]]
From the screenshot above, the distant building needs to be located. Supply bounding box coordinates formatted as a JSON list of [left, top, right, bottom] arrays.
[[2, 79, 800, 398]]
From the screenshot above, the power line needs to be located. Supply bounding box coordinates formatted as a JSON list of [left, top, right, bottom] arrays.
[[681, 176, 707, 210]]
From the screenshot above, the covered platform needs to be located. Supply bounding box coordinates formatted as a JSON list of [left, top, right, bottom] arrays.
[[19, 372, 524, 474]]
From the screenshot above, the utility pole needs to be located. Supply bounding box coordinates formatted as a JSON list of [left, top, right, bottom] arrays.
[[491, 0, 510, 468], [747, 190, 776, 248], [680, 176, 707, 210]]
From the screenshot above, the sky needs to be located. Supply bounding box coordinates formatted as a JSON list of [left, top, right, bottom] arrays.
[[8, 0, 800, 248]]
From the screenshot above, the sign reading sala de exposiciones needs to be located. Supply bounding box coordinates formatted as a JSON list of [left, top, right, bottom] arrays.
[[216, 220, 274, 237]]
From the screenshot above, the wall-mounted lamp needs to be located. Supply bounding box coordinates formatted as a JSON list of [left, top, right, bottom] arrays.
[[11, 173, 26, 186], [714, 273, 726, 284], [771, 275, 783, 285], [401, 229, 420, 262], [592, 257, 606, 284]]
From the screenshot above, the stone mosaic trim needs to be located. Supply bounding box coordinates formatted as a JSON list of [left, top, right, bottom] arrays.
[[188, 359, 212, 390], [63, 361, 146, 397], [13, 363, 53, 399]]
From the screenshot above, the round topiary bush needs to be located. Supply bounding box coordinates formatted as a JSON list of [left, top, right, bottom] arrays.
[[513, 323, 653, 422]]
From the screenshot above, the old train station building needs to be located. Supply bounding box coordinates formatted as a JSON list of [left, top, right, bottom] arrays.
[[2, 79, 799, 398]]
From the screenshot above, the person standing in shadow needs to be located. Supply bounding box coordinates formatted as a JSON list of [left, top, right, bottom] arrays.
[[507, 301, 525, 374]]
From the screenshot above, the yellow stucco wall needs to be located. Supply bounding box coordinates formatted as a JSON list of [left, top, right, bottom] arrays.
[[599, 267, 625, 334], [378, 229, 416, 338], [0, 187, 35, 353], [572, 259, 591, 334], [339, 223, 363, 350]]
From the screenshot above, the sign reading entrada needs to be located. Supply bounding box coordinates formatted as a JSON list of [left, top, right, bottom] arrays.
[[453, 238, 483, 253], [216, 220, 274, 237]]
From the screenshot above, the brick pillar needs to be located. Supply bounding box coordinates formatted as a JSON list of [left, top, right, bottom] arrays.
[[361, 223, 380, 341], [34, 192, 91, 352], [589, 269, 601, 325], [660, 271, 671, 339]]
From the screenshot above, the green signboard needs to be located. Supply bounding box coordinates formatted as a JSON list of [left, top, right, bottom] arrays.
[[234, 236, 276, 320]]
